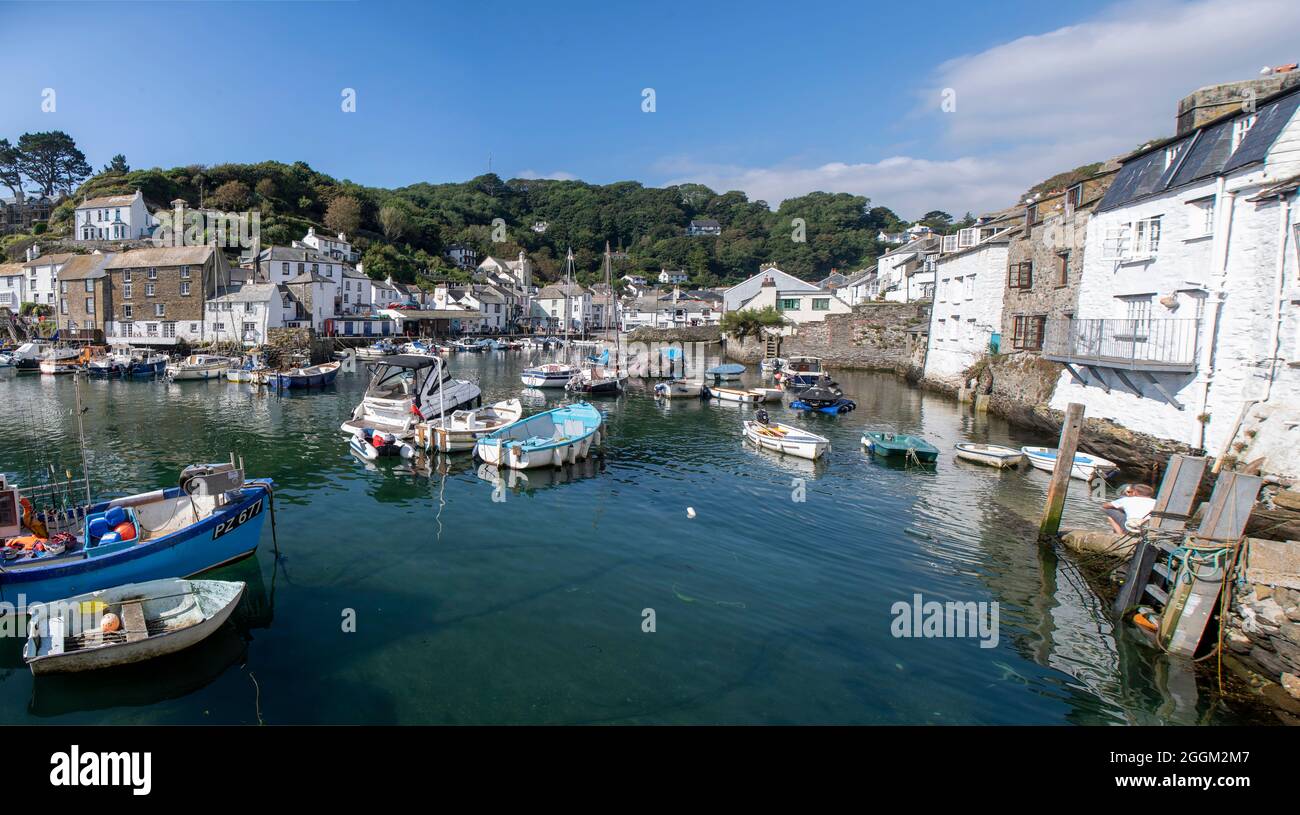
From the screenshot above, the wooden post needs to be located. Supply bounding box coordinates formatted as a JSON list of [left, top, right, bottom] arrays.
[[1038, 402, 1085, 541]]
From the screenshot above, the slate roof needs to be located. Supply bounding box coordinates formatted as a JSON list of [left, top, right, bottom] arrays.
[[105, 246, 214, 268], [55, 253, 115, 280]]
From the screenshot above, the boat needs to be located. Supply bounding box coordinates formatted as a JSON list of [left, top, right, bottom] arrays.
[[521, 362, 578, 388], [39, 355, 80, 375], [791, 385, 856, 415], [706, 385, 764, 404], [1, 460, 271, 605], [750, 387, 784, 403], [225, 353, 269, 383], [775, 356, 826, 390], [268, 360, 341, 389], [417, 398, 524, 453], [742, 410, 829, 460], [760, 357, 786, 375], [125, 349, 169, 378], [355, 339, 398, 360], [653, 379, 705, 399], [954, 443, 1024, 469], [705, 363, 746, 381], [13, 342, 76, 373], [349, 428, 415, 461], [91, 346, 168, 378], [862, 431, 939, 463], [451, 338, 484, 352], [166, 354, 233, 381], [1021, 446, 1119, 481], [340, 354, 481, 440], [23, 578, 245, 675], [565, 360, 627, 395], [473, 402, 603, 470]]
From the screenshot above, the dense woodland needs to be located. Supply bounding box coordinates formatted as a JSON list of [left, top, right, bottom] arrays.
[[6, 132, 1111, 289]]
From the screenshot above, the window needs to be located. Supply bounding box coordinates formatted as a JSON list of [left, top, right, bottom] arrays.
[[1066, 184, 1084, 210], [154, 303, 165, 317], [163, 322, 175, 338], [282, 262, 289, 274], [297, 263, 305, 274], [963, 276, 975, 300], [1008, 262, 1033, 290], [60, 299, 68, 315], [123, 304, 133, 319], [1011, 315, 1046, 351], [60, 280, 67, 294], [146, 322, 158, 337], [121, 322, 133, 337], [1231, 114, 1257, 152], [86, 297, 94, 314], [1164, 145, 1182, 170], [1189, 197, 1215, 237], [1025, 204, 1038, 227], [1133, 216, 1161, 257], [811, 298, 830, 311], [779, 298, 800, 310], [243, 322, 257, 335], [147, 267, 157, 280], [123, 283, 133, 299], [180, 266, 190, 279], [180, 281, 191, 296], [245, 302, 254, 312], [145, 282, 155, 297], [84, 279, 94, 293], [1057, 252, 1070, 287]]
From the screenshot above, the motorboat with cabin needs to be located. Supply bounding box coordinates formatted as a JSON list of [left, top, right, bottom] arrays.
[[13, 341, 77, 373], [167, 354, 234, 381], [340, 354, 481, 440]]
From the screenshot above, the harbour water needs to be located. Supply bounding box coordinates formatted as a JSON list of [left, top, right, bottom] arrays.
[[0, 353, 1268, 724]]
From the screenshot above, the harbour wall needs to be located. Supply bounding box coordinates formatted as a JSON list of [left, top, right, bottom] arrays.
[[725, 302, 928, 378], [1225, 535, 1300, 718]]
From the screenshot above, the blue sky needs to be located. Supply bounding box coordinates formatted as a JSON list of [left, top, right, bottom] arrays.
[[2, 0, 1298, 217]]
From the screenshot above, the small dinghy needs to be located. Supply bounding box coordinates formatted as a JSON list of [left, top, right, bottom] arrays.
[[862, 431, 939, 463], [474, 402, 603, 470], [1021, 446, 1119, 481], [350, 428, 415, 461], [653, 379, 705, 399], [705, 363, 746, 381], [418, 398, 524, 452], [742, 409, 829, 460], [707, 385, 764, 404], [269, 360, 340, 389], [954, 443, 1024, 468], [23, 578, 245, 675]]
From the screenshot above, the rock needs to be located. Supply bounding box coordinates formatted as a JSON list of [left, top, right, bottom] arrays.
[[1288, 606, 1300, 623], [1273, 489, 1300, 511], [1250, 646, 1288, 680], [1269, 635, 1300, 670], [1226, 628, 1253, 654], [1257, 598, 1288, 626], [1283, 673, 1300, 701], [1261, 682, 1300, 715], [1255, 585, 1275, 601]]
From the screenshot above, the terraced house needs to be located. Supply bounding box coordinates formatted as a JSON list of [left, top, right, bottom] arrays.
[[102, 246, 232, 346], [55, 253, 115, 342]]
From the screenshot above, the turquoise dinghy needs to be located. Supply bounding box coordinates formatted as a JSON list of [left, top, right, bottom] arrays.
[[861, 431, 939, 463], [1, 465, 272, 606], [473, 402, 603, 470]]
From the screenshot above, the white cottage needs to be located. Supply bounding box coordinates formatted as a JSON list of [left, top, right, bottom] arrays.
[[299, 227, 357, 263], [204, 283, 293, 347], [924, 230, 1015, 387], [722, 265, 817, 312], [74, 190, 157, 242], [1046, 78, 1300, 477]]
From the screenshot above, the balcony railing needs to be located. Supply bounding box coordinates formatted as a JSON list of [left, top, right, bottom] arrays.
[[1043, 317, 1200, 372]]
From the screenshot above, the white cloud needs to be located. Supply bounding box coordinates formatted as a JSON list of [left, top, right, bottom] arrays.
[[515, 169, 578, 181], [660, 0, 1300, 219]]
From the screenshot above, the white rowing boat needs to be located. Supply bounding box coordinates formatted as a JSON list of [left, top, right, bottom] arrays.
[[742, 412, 829, 460], [954, 443, 1024, 468], [708, 386, 764, 404], [23, 578, 244, 675], [417, 398, 524, 452], [1021, 446, 1119, 480]]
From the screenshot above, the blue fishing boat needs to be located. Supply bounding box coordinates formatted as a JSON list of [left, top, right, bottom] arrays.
[[473, 402, 603, 470], [1, 463, 272, 606], [269, 360, 341, 389]]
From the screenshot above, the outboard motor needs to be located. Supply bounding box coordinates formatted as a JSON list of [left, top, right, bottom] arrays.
[[755, 409, 770, 425]]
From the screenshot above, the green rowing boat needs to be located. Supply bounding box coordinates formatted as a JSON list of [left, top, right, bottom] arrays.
[[861, 431, 939, 462]]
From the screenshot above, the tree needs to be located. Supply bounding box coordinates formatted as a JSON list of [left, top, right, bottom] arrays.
[[255, 178, 277, 200], [102, 154, 130, 174], [0, 139, 25, 203], [16, 131, 91, 196], [379, 205, 411, 241], [210, 180, 252, 210], [324, 195, 361, 235], [918, 210, 954, 233], [720, 306, 784, 338]]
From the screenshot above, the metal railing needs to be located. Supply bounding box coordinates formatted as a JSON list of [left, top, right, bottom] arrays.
[[1043, 317, 1200, 371]]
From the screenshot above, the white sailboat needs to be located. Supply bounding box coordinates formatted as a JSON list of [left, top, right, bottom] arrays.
[[166, 354, 234, 381], [521, 247, 580, 388]]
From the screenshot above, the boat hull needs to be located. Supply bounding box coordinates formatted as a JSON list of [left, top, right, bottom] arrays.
[[954, 443, 1024, 468], [1021, 447, 1117, 480], [0, 482, 271, 607], [742, 421, 829, 460], [270, 363, 341, 389], [791, 398, 856, 415], [708, 386, 762, 404], [24, 580, 245, 675], [862, 433, 939, 462], [654, 380, 704, 398], [473, 403, 603, 470], [168, 366, 228, 381]]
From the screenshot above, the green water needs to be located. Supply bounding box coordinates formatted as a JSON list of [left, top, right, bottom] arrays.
[[0, 354, 1262, 724]]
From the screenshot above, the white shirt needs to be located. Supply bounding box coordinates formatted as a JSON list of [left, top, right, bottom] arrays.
[[1112, 496, 1156, 531]]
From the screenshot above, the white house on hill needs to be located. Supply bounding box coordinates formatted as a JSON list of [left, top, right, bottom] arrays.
[[723, 265, 818, 312], [74, 190, 157, 242]]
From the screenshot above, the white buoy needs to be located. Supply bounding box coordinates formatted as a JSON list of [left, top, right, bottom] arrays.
[[687, 507, 696, 519]]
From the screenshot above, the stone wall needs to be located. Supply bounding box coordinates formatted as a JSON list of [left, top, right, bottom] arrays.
[[267, 326, 331, 365], [727, 301, 929, 376], [627, 325, 722, 344], [1225, 535, 1300, 718]]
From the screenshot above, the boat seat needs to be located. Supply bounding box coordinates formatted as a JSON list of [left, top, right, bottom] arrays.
[[120, 601, 148, 642]]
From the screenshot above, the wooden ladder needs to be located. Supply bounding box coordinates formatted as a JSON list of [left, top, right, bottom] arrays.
[[1113, 454, 1206, 616]]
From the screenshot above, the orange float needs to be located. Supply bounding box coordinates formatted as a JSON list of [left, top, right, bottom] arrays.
[[113, 522, 137, 542]]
